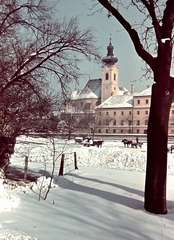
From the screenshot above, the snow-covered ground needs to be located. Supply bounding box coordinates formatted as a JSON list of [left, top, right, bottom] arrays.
[[1, 135, 174, 240]]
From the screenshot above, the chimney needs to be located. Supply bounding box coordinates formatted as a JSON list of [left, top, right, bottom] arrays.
[[131, 84, 134, 94]]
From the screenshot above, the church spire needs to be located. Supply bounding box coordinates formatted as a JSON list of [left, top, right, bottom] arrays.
[[102, 37, 118, 65]]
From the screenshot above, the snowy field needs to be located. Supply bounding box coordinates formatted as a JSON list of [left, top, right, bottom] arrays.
[[1, 135, 174, 240]]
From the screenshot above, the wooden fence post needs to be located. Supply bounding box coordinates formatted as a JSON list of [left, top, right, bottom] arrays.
[[74, 152, 78, 170], [59, 154, 64, 176], [24, 156, 28, 182]]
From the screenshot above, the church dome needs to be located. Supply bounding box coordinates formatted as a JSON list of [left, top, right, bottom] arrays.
[[102, 38, 118, 65]]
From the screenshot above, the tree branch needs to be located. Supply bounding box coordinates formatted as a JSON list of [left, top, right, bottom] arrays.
[[98, 0, 155, 70]]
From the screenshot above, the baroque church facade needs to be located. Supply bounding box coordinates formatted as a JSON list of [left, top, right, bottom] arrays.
[[65, 39, 174, 135]]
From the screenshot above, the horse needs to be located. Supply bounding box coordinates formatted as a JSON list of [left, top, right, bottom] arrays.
[[93, 140, 103, 148], [122, 139, 132, 147]]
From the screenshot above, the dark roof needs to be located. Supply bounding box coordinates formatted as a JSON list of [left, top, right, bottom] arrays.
[[71, 79, 101, 100]]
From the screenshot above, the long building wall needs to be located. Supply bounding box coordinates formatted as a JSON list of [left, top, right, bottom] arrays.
[[66, 87, 174, 135]]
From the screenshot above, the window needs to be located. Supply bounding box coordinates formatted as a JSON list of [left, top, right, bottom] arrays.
[[137, 111, 140, 115], [106, 119, 109, 125], [98, 121, 101, 126], [128, 120, 132, 125], [145, 110, 148, 115], [114, 112, 116, 115], [98, 129, 101, 133], [106, 73, 109, 80], [137, 120, 140, 125], [146, 99, 149, 104], [113, 120, 116, 125], [121, 111, 124, 115], [121, 120, 124, 125], [121, 129, 124, 133], [129, 111, 132, 115], [99, 112, 101, 116], [106, 129, 108, 133], [113, 129, 116, 133], [145, 120, 148, 125], [137, 129, 140, 133], [106, 112, 109, 115], [172, 110, 174, 114], [137, 100, 140, 104]]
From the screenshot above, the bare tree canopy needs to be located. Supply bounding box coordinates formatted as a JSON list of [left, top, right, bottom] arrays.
[[0, 0, 101, 171], [0, 0, 101, 134], [95, 0, 174, 214]]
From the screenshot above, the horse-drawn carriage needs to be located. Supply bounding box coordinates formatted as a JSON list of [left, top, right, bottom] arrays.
[[122, 139, 143, 148], [75, 136, 103, 148]]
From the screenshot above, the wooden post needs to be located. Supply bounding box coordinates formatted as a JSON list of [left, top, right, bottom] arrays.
[[24, 156, 28, 182], [74, 152, 78, 170], [59, 154, 64, 176]]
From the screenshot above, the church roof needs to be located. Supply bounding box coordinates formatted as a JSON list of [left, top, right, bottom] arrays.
[[70, 79, 101, 100], [96, 95, 133, 109], [70, 78, 130, 101]]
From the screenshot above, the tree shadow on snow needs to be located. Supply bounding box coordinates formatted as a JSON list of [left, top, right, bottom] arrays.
[[57, 174, 143, 210], [68, 173, 144, 198], [6, 165, 50, 182]]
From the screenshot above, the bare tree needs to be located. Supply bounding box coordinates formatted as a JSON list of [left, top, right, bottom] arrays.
[[0, 0, 100, 121], [95, 0, 174, 214], [0, 0, 100, 169]]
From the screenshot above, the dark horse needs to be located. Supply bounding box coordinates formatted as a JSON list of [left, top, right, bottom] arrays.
[[93, 140, 103, 148], [122, 139, 132, 147]]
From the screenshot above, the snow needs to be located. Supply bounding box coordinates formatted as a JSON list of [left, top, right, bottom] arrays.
[[161, 38, 170, 43], [96, 95, 133, 109], [1, 135, 174, 239]]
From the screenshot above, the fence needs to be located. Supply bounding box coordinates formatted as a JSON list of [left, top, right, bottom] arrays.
[[58, 152, 78, 176]]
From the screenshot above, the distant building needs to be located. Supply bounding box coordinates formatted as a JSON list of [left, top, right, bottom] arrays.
[[64, 38, 174, 135]]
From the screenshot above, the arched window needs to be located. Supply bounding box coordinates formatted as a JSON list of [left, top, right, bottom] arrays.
[[114, 73, 116, 80], [106, 72, 109, 80]]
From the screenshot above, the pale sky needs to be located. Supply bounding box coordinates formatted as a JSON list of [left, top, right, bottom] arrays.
[[55, 0, 154, 93]]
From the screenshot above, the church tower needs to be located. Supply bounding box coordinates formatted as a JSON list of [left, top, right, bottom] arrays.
[[101, 38, 118, 103]]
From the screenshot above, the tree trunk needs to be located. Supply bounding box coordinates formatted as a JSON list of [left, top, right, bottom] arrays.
[[145, 81, 173, 214]]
